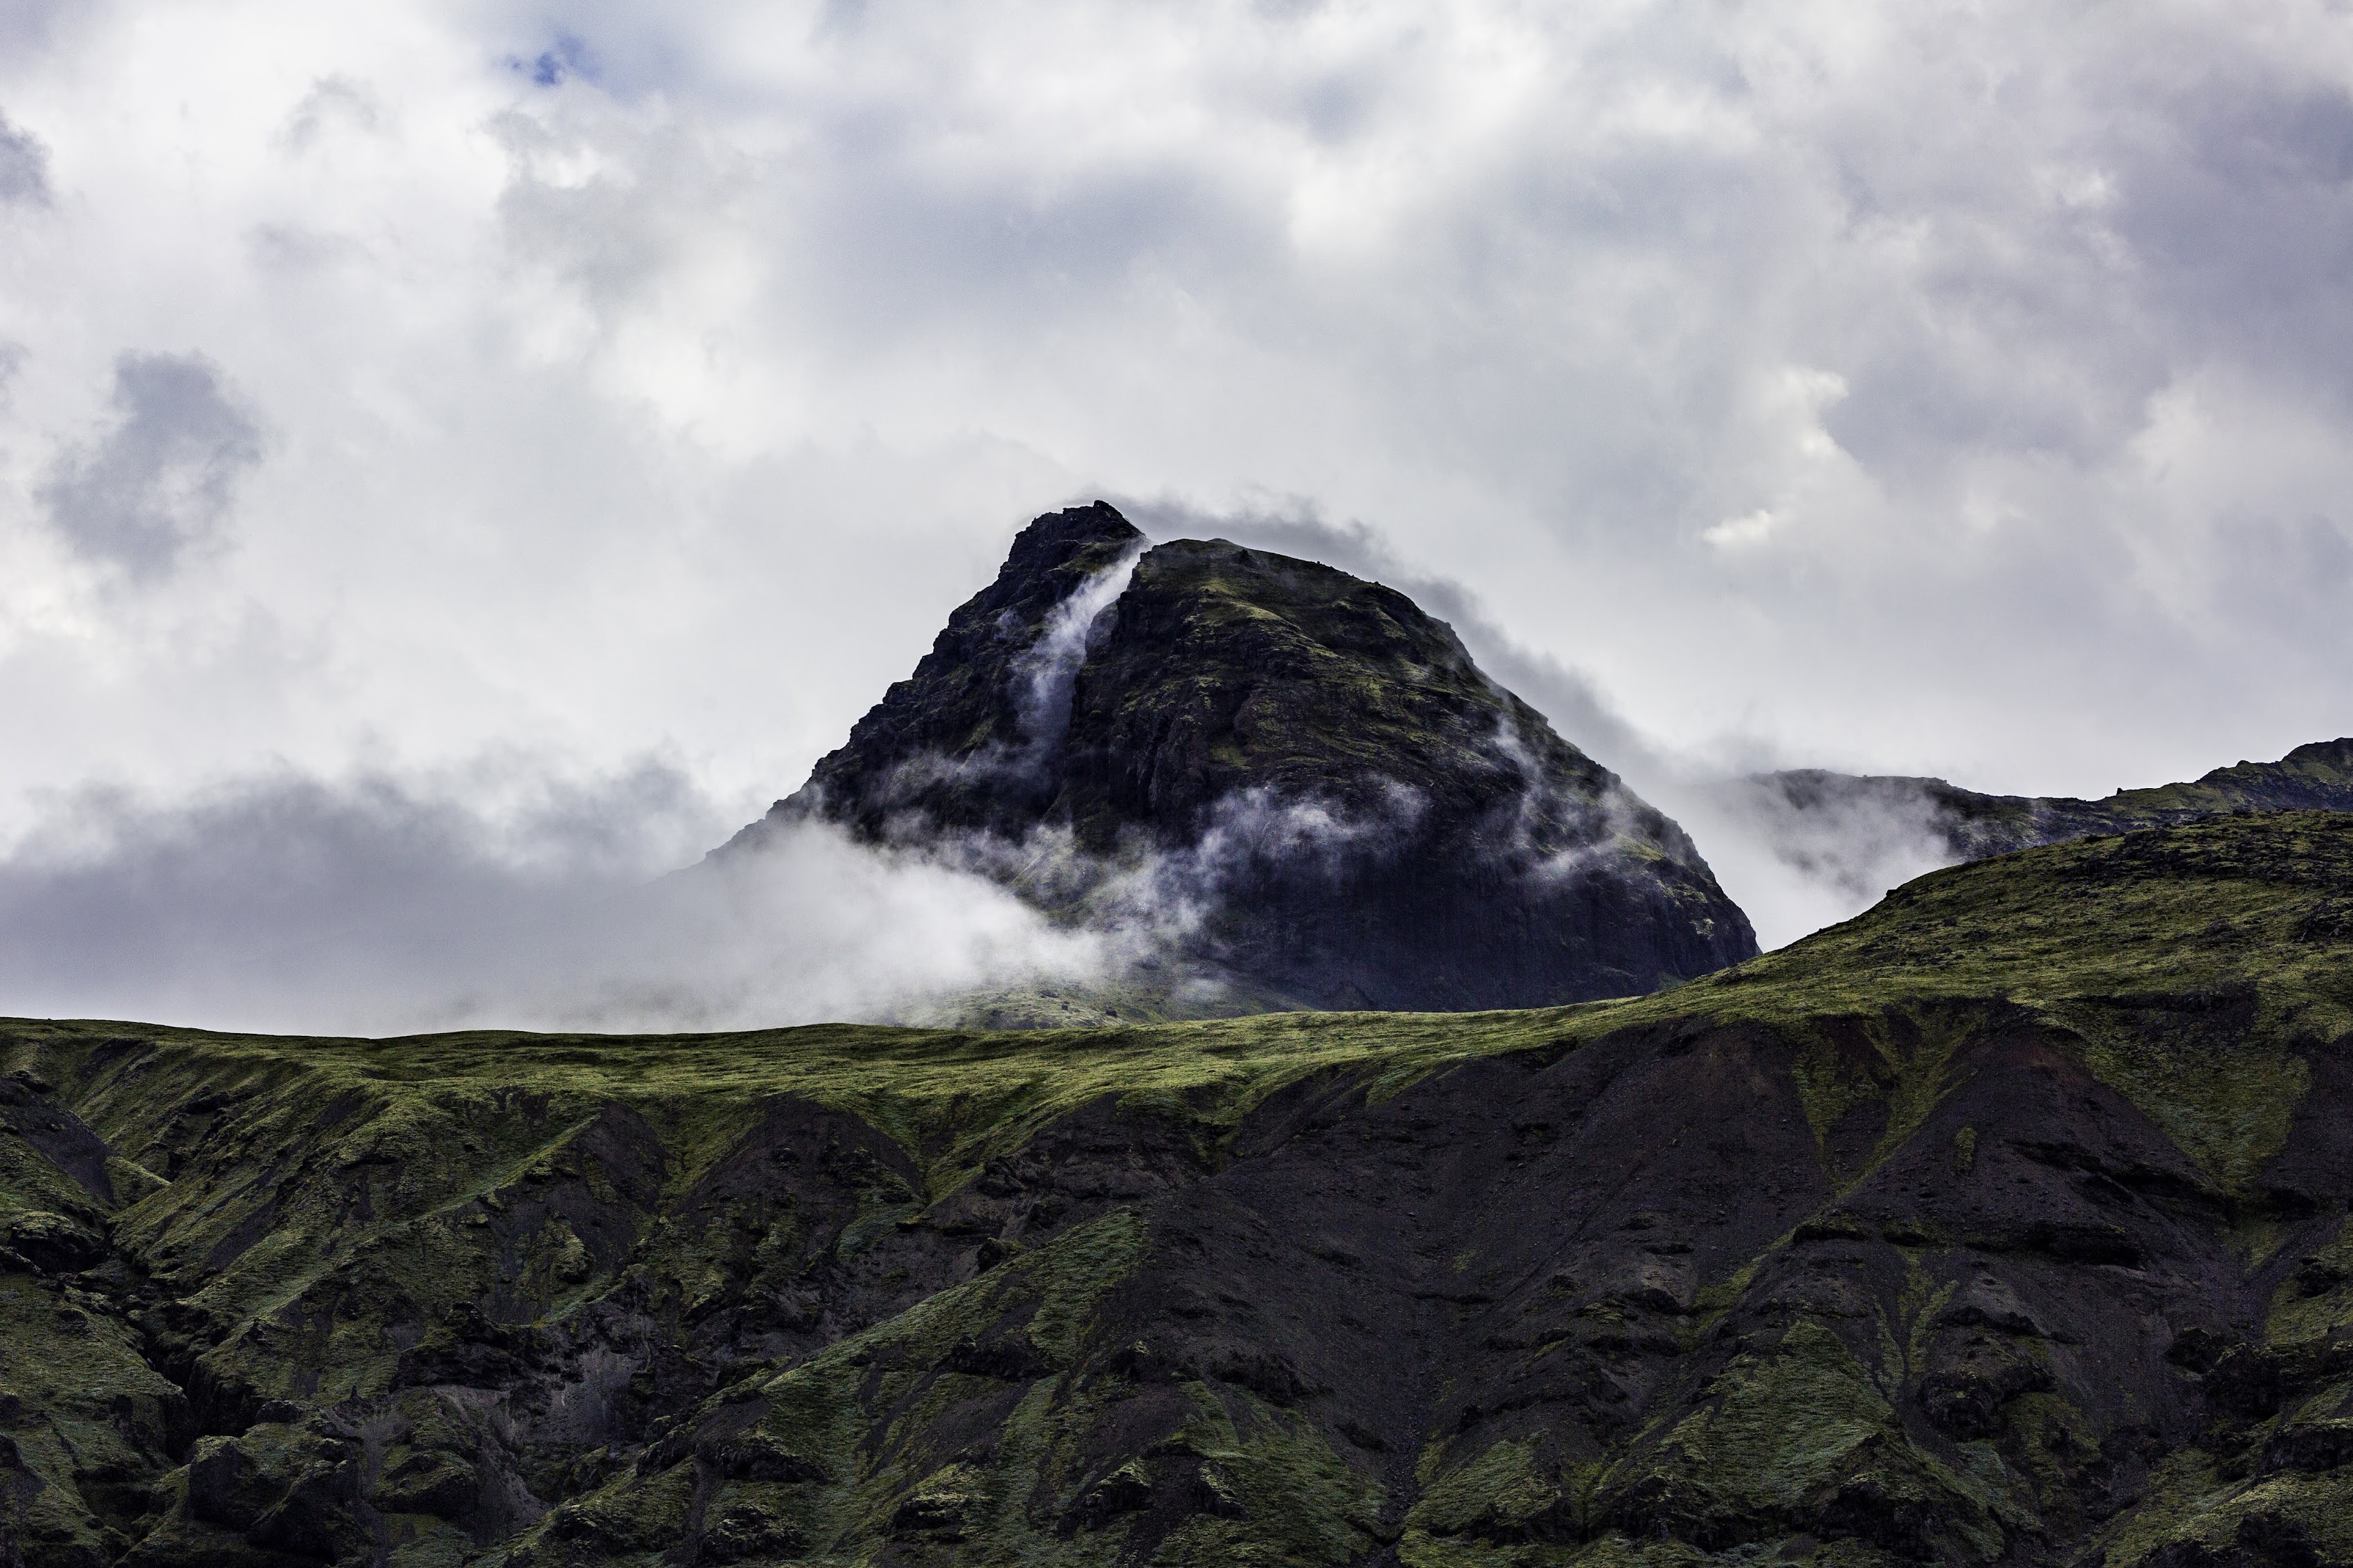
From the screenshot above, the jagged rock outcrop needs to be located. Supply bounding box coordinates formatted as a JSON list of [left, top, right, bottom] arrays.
[[5, 812, 2353, 1566], [726, 502, 1756, 1012]]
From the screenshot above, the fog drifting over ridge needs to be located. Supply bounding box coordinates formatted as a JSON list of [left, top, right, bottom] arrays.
[[0, 765, 1127, 1035], [0, 1, 2350, 1023]]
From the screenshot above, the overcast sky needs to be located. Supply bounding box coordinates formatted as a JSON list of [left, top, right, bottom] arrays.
[[1, 1, 2350, 1024]]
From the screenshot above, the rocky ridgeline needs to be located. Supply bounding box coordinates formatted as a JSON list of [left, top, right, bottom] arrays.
[[724, 502, 1756, 1015], [2, 813, 2352, 1565]]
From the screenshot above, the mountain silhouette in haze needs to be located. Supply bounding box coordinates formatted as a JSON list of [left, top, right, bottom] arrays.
[[1730, 738, 2353, 900]]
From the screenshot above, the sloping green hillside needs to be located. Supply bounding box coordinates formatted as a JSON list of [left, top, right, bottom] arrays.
[[3, 813, 2352, 1567]]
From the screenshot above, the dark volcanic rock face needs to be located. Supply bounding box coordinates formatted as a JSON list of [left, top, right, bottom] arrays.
[[729, 502, 1755, 1010], [752, 501, 1152, 846]]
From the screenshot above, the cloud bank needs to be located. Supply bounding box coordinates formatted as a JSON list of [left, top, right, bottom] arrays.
[[0, 763, 1113, 1036]]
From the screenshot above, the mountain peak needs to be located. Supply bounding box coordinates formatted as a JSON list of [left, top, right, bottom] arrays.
[[1001, 499, 1142, 578], [731, 506, 1756, 1014]]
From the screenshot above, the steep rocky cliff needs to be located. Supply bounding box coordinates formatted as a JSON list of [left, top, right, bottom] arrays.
[[5, 810, 2353, 1567], [726, 502, 1756, 1012]]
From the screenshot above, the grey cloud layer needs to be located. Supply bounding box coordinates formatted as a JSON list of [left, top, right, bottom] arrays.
[[0, 765, 1114, 1035]]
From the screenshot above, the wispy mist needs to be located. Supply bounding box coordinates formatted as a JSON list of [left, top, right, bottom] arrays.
[[0, 763, 1114, 1035], [1015, 539, 1145, 751], [1668, 779, 1961, 949]]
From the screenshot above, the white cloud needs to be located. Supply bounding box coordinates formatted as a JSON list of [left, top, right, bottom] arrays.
[[1703, 509, 1776, 551]]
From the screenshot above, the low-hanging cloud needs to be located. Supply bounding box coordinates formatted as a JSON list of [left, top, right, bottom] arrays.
[[1675, 774, 1963, 950], [0, 762, 1114, 1037], [38, 352, 264, 578]]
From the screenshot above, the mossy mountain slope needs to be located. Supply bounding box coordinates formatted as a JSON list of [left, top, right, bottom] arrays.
[[1756, 737, 2353, 864], [6, 812, 2353, 1567], [727, 503, 1755, 1012]]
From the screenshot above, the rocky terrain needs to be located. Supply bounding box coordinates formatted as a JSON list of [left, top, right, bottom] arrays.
[[723, 502, 1755, 1014], [4, 810, 2353, 1567], [1743, 738, 2353, 866]]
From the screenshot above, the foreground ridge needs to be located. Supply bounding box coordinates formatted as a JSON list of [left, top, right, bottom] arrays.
[[2, 812, 2352, 1566]]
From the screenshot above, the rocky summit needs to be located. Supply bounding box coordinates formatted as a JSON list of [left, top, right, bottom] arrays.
[[725, 502, 1756, 1014], [5, 811, 2353, 1567]]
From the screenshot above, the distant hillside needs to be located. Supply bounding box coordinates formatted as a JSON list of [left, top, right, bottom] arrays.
[[1732, 738, 2353, 895], [726, 502, 1755, 1014], [6, 811, 2353, 1566]]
